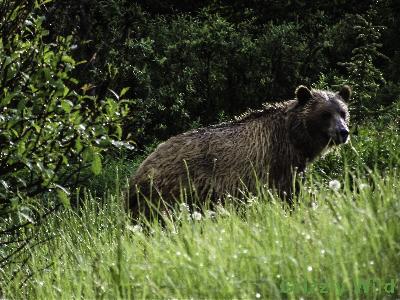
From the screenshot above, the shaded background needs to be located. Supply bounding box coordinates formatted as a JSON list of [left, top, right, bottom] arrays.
[[44, 0, 400, 150]]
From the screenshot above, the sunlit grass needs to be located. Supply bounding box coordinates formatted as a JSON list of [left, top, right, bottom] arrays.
[[3, 164, 399, 299]]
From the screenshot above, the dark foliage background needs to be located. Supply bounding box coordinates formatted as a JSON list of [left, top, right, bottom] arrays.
[[45, 0, 399, 148]]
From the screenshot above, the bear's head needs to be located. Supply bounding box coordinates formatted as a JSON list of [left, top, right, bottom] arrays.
[[289, 85, 351, 158]]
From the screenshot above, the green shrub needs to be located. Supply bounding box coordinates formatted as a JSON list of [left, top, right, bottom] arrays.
[[0, 1, 131, 208], [0, 0, 131, 276]]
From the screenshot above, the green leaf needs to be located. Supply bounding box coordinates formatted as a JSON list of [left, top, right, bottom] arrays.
[[120, 87, 130, 97], [33, 123, 41, 133], [75, 136, 83, 152], [61, 99, 73, 113], [57, 188, 71, 208], [1, 89, 15, 106], [0, 180, 9, 191], [63, 86, 70, 97], [43, 68, 51, 81], [61, 55, 75, 65], [17, 98, 27, 111], [69, 77, 79, 84], [116, 125, 122, 139], [159, 57, 167, 64], [17, 141, 26, 156], [91, 152, 102, 175]]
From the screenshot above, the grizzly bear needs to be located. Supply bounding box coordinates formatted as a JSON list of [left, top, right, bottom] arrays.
[[128, 85, 351, 216]]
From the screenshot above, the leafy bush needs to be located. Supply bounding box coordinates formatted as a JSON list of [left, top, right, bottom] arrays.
[[0, 1, 130, 208], [0, 1, 132, 278]]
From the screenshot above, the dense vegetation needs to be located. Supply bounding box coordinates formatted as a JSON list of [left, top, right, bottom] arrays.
[[46, 0, 400, 142], [1, 0, 399, 298]]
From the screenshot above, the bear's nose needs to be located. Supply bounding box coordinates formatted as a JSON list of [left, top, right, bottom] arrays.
[[340, 129, 349, 141]]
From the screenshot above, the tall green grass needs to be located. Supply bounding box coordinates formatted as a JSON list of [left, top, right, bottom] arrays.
[[2, 125, 400, 299]]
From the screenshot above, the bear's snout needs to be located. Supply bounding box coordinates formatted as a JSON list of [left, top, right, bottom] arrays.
[[340, 129, 349, 142], [335, 127, 349, 144]]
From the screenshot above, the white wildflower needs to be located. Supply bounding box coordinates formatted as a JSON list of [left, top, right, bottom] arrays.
[[311, 201, 318, 210], [126, 224, 142, 233], [179, 203, 190, 212], [192, 211, 202, 221], [205, 210, 216, 219], [329, 179, 341, 191]]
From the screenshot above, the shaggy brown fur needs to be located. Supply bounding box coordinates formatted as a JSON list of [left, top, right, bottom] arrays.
[[128, 85, 351, 215]]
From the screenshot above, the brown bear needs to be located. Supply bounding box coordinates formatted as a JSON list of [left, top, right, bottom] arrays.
[[128, 85, 351, 216]]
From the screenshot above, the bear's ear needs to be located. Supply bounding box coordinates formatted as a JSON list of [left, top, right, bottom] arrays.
[[338, 85, 351, 102], [295, 85, 312, 105]]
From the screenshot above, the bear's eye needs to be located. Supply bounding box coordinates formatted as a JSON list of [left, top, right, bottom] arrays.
[[339, 111, 346, 119]]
